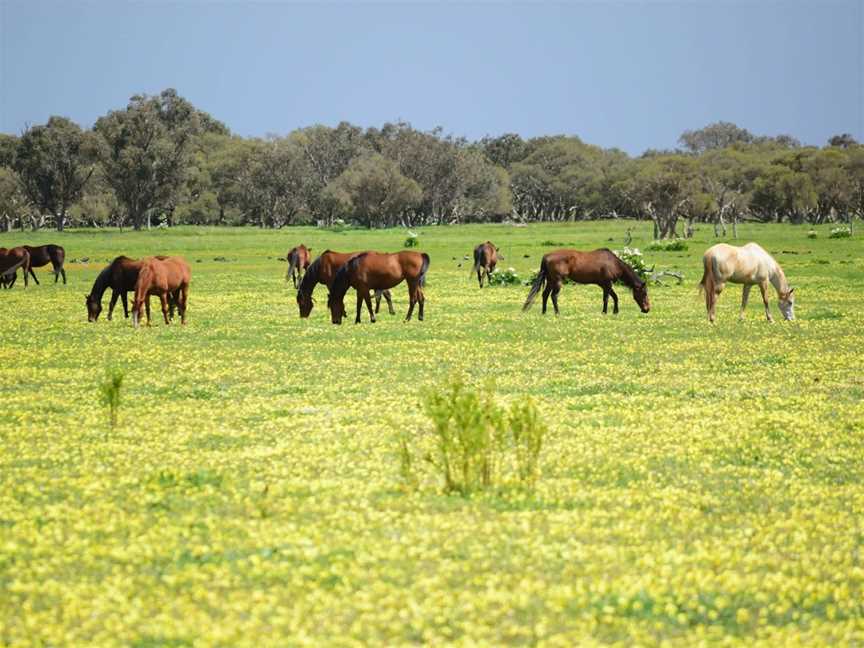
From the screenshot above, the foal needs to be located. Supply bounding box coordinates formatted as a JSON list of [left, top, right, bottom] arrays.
[[523, 248, 650, 315]]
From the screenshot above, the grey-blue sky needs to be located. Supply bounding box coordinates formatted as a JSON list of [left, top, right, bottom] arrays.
[[1, 1, 861, 155]]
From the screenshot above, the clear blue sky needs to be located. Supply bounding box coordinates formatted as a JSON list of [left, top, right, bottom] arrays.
[[1, 1, 862, 155]]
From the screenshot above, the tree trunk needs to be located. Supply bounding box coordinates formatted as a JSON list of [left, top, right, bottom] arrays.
[[57, 207, 66, 232]]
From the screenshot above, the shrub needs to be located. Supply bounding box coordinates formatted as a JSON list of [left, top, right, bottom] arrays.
[[807, 230, 818, 239], [416, 378, 547, 495], [612, 247, 652, 282], [540, 240, 567, 247], [487, 267, 521, 286], [829, 226, 852, 239], [99, 369, 124, 432], [404, 231, 419, 247], [646, 239, 688, 252]]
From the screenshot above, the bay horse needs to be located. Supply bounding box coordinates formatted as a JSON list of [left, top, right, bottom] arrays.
[[472, 241, 499, 288], [85, 255, 177, 322], [523, 248, 650, 315], [0, 247, 31, 288], [296, 250, 394, 318], [285, 244, 312, 288], [132, 256, 191, 327], [700, 242, 794, 323], [24, 244, 66, 284], [328, 251, 430, 324]]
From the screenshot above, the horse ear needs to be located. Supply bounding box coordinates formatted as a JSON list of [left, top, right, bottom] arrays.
[[788, 287, 794, 295]]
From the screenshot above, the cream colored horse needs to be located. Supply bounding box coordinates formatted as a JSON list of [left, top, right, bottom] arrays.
[[700, 243, 795, 323]]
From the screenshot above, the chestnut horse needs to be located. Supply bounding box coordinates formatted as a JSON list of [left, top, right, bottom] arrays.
[[24, 244, 66, 284], [0, 247, 31, 288], [285, 244, 312, 288], [296, 250, 394, 318], [523, 248, 650, 315], [328, 251, 430, 324], [472, 241, 499, 288], [132, 256, 191, 327], [85, 255, 177, 322], [700, 242, 794, 323]]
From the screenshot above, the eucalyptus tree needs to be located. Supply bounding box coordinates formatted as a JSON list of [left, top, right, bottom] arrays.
[[13, 116, 97, 231]]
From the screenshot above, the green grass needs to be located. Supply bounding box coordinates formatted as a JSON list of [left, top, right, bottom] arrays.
[[0, 221, 863, 646]]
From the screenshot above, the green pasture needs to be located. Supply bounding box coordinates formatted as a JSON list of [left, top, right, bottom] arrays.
[[1, 221, 862, 646]]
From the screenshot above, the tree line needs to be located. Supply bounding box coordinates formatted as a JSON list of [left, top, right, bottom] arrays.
[[0, 88, 861, 238]]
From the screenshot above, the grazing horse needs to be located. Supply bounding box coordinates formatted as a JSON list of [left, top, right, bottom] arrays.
[[132, 256, 191, 327], [285, 244, 312, 288], [24, 245, 66, 284], [472, 241, 499, 288], [523, 248, 650, 315], [85, 255, 177, 322], [328, 251, 430, 324], [700, 242, 795, 323], [0, 247, 31, 288], [296, 250, 394, 318]]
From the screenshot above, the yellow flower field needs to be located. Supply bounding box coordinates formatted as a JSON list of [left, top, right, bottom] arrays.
[[1, 222, 862, 646]]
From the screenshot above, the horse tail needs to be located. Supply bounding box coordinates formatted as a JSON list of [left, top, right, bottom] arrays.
[[285, 250, 296, 282], [419, 253, 431, 287], [523, 257, 548, 311], [471, 246, 482, 279], [699, 253, 716, 297]]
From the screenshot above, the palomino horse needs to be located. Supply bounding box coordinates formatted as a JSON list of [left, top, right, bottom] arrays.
[[132, 256, 191, 327], [24, 245, 66, 284], [328, 251, 430, 324], [86, 256, 177, 322], [472, 241, 499, 288], [285, 244, 312, 288], [523, 248, 650, 315], [296, 250, 394, 318], [0, 247, 31, 288], [700, 243, 795, 323]]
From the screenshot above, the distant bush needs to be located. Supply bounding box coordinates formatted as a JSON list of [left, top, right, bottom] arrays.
[[807, 230, 818, 239], [404, 231, 419, 247], [405, 378, 547, 495], [646, 239, 688, 252], [487, 267, 521, 286], [829, 226, 852, 239], [540, 240, 567, 247]]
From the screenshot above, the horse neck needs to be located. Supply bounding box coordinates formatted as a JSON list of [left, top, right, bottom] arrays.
[[90, 267, 112, 302], [298, 260, 320, 296], [614, 257, 641, 290], [769, 263, 789, 296]]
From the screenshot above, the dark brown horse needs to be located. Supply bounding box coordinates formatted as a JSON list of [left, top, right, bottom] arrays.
[[85, 255, 177, 322], [24, 244, 66, 284], [132, 256, 191, 327], [523, 248, 650, 315], [328, 251, 430, 324], [296, 250, 394, 318], [472, 241, 499, 287], [285, 244, 312, 288], [0, 247, 31, 288]]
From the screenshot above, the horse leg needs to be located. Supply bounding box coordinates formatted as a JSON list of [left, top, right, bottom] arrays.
[[60, 266, 66, 284], [418, 288, 425, 321], [477, 268, 483, 288], [107, 290, 120, 321], [121, 291, 129, 319], [551, 285, 561, 315], [759, 281, 773, 322], [28, 267, 39, 285], [385, 290, 395, 315], [355, 291, 363, 324], [740, 284, 752, 320], [374, 290, 382, 314], [541, 284, 552, 314], [602, 284, 610, 314], [160, 294, 170, 325], [145, 296, 152, 326], [610, 286, 619, 314], [405, 284, 417, 321], [178, 285, 189, 324], [363, 290, 376, 323]]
